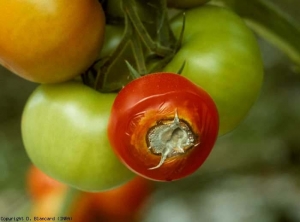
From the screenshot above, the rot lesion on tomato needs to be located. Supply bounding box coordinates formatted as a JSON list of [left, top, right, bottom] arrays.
[[129, 107, 200, 170], [147, 110, 199, 170]]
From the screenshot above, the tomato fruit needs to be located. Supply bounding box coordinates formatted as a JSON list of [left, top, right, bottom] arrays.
[[92, 176, 153, 221], [27, 165, 67, 201], [0, 0, 105, 83], [167, 0, 210, 8], [108, 73, 219, 181], [164, 6, 264, 135], [22, 82, 133, 192]]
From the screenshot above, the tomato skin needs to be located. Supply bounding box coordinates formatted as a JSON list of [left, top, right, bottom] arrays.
[[22, 82, 133, 192], [26, 165, 67, 201], [167, 0, 210, 8], [108, 73, 219, 181], [0, 0, 105, 83], [164, 6, 264, 135]]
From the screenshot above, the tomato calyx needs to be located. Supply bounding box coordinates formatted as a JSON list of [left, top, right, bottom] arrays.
[[82, 0, 185, 92], [147, 110, 198, 170]]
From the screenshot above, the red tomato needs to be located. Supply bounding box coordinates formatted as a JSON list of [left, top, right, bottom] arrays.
[[26, 165, 67, 201], [108, 73, 219, 181], [91, 176, 153, 221]]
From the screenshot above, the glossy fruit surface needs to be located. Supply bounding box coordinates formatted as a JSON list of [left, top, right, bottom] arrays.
[[0, 0, 105, 83], [164, 6, 264, 135], [22, 82, 133, 191], [108, 73, 219, 181]]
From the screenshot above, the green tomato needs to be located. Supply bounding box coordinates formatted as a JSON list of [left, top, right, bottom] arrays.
[[167, 0, 210, 8], [21, 82, 134, 192], [164, 5, 264, 135]]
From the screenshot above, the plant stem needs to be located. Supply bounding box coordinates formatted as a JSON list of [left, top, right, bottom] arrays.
[[124, 0, 174, 57], [94, 10, 132, 91]]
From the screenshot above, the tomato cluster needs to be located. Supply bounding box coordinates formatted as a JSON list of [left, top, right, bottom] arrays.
[[1, 0, 263, 192]]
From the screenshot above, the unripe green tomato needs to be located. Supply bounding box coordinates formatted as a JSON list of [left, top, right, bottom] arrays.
[[164, 6, 264, 135], [22, 82, 134, 192]]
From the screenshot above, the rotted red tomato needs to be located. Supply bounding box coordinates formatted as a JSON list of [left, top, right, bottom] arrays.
[[108, 73, 219, 181]]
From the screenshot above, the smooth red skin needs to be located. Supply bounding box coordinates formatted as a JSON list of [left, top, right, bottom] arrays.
[[108, 73, 219, 181]]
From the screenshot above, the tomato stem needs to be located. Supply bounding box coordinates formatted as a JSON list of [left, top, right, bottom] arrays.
[[125, 12, 147, 75], [94, 11, 132, 91], [155, 0, 177, 49], [124, 0, 174, 57], [176, 60, 186, 74], [125, 60, 141, 79], [93, 0, 181, 91]]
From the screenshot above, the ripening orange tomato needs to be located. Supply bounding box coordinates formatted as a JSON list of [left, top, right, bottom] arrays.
[[0, 0, 105, 83]]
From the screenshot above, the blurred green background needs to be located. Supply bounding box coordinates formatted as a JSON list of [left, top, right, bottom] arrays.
[[1, 0, 300, 221]]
